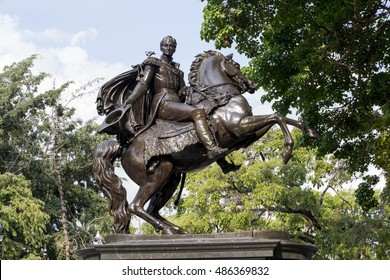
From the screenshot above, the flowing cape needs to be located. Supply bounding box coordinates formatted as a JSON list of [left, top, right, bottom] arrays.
[[96, 64, 152, 131], [96, 66, 139, 115]]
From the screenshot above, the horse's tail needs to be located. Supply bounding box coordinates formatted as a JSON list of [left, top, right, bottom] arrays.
[[93, 140, 130, 233]]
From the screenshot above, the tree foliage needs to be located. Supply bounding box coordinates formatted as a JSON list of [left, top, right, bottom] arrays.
[[200, 0, 390, 198], [0, 56, 114, 259], [0, 173, 49, 259], [168, 129, 390, 259]]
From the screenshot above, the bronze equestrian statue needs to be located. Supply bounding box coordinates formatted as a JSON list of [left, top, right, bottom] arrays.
[[93, 36, 319, 234]]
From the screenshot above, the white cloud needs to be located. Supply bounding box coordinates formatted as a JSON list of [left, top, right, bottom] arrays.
[[23, 28, 71, 45], [0, 13, 140, 200], [22, 27, 98, 47], [0, 15, 37, 66], [70, 29, 98, 46], [0, 13, 126, 122], [57, 46, 88, 65]]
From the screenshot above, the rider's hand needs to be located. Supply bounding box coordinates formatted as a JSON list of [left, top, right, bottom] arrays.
[[124, 98, 133, 107], [179, 86, 190, 102], [178, 86, 189, 97]]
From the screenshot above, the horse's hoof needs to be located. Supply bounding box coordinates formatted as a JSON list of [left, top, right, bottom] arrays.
[[161, 228, 175, 235], [304, 125, 320, 139], [162, 227, 188, 235], [173, 227, 189, 234], [282, 146, 293, 164]]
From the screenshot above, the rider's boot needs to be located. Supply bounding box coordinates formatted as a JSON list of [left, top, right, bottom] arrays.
[[191, 109, 227, 159]]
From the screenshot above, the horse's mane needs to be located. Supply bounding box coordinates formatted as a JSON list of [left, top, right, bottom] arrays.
[[188, 50, 223, 87]]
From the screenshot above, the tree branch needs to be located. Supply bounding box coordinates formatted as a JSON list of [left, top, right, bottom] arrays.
[[320, 159, 348, 206], [254, 206, 322, 230]]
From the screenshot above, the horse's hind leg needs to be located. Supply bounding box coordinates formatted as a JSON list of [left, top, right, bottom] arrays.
[[127, 160, 178, 234], [147, 173, 188, 234]]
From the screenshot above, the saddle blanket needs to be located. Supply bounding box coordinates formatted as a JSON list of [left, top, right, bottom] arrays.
[[143, 119, 200, 166]]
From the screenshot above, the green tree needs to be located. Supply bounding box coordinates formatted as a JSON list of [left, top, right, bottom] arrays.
[[0, 56, 114, 259], [0, 173, 49, 259], [0, 55, 53, 175], [200, 0, 390, 200], [316, 188, 390, 259], [168, 128, 390, 259]]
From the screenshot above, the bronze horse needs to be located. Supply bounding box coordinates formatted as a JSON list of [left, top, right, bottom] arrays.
[[93, 51, 318, 234]]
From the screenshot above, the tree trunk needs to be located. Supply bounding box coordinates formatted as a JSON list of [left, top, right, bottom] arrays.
[[54, 155, 71, 260], [52, 109, 71, 260]]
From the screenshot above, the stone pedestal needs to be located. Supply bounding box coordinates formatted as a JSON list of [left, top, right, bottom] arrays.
[[77, 231, 317, 260]]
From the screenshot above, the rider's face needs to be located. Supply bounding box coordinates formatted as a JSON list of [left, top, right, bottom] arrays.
[[160, 39, 176, 57]]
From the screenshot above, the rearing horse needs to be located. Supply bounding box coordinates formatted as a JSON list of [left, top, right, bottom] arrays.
[[93, 51, 318, 234]]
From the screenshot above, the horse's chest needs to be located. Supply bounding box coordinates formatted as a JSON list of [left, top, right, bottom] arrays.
[[216, 96, 253, 121]]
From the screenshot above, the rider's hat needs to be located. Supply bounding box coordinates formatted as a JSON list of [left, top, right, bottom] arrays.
[[97, 106, 128, 135]]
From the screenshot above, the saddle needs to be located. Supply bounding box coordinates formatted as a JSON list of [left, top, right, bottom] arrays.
[[142, 119, 200, 167]]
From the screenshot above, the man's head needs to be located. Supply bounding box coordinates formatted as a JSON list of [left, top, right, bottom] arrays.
[[160, 36, 177, 57]]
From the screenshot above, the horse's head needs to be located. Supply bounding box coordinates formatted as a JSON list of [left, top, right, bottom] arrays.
[[189, 50, 256, 95], [221, 53, 256, 94]]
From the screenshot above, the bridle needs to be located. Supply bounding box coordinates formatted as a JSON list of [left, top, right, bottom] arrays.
[[198, 81, 238, 92]]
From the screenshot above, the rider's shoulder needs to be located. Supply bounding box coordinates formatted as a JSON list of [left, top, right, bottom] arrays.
[[143, 57, 162, 67], [142, 57, 181, 69], [171, 61, 180, 69]]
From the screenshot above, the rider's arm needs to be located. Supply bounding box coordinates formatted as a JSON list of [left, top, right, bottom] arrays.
[[124, 64, 156, 105], [179, 70, 186, 90], [178, 70, 187, 102]]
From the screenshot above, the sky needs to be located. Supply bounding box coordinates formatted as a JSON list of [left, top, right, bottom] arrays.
[[0, 0, 273, 123]]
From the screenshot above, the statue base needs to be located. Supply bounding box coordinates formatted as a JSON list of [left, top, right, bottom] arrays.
[[77, 231, 317, 260]]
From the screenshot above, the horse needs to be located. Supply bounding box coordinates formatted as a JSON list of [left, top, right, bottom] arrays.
[[93, 50, 319, 234]]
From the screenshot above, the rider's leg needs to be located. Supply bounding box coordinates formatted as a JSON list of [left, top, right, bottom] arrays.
[[191, 108, 227, 158], [159, 101, 227, 159]]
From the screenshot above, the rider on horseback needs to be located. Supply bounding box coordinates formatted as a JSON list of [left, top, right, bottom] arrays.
[[120, 36, 226, 159], [93, 45, 320, 234]]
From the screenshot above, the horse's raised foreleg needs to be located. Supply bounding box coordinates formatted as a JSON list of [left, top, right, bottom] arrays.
[[284, 118, 320, 139], [127, 160, 179, 234], [229, 113, 294, 163], [277, 115, 294, 163], [254, 123, 274, 140]]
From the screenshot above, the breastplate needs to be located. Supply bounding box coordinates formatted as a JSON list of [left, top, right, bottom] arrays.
[[154, 64, 181, 92]]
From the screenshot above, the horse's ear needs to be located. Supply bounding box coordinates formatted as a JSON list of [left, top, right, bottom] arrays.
[[226, 53, 233, 60]]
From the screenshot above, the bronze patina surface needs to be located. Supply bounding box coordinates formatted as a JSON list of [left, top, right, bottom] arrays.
[[93, 36, 319, 234]]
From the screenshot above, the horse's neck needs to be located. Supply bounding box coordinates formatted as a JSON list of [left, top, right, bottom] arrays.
[[199, 57, 228, 87]]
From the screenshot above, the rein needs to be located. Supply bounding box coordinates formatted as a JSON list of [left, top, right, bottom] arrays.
[[197, 81, 238, 92]]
